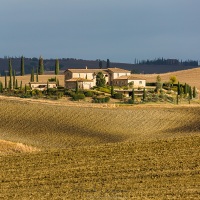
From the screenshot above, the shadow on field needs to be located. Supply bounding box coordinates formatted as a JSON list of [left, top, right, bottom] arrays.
[[164, 118, 200, 134]]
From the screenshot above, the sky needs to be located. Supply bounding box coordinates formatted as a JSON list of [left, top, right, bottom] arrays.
[[0, 0, 200, 63]]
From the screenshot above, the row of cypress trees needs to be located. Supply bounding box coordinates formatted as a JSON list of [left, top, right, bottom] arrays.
[[7, 56, 60, 76]]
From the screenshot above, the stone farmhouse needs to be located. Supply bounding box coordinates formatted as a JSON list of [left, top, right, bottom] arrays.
[[64, 67, 146, 89]]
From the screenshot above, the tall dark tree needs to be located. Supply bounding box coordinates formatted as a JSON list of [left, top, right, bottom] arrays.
[[31, 68, 34, 82], [13, 70, 16, 89], [99, 60, 103, 69], [36, 67, 39, 82], [184, 83, 187, 94], [5, 73, 7, 90], [96, 72, 106, 87], [15, 79, 18, 89], [132, 88, 135, 103], [106, 59, 110, 68], [177, 82, 181, 95], [8, 58, 12, 89], [111, 85, 114, 97], [8, 58, 12, 77], [0, 81, 3, 93], [39, 56, 44, 75], [21, 56, 25, 76], [55, 59, 60, 75], [20, 81, 23, 90], [193, 86, 196, 98], [25, 84, 27, 94], [143, 88, 146, 101], [76, 81, 79, 94]]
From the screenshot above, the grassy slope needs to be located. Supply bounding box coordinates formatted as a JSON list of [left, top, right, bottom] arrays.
[[135, 67, 200, 90], [0, 99, 200, 199]]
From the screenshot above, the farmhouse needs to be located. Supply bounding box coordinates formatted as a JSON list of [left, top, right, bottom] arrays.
[[64, 67, 146, 89], [29, 82, 57, 91]]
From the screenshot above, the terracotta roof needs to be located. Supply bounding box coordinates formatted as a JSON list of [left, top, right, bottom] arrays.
[[65, 69, 108, 74], [107, 68, 131, 73], [65, 78, 94, 82], [114, 75, 146, 80]]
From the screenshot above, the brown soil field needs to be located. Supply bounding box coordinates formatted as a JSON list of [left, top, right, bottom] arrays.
[[0, 97, 200, 199], [135, 67, 200, 89]]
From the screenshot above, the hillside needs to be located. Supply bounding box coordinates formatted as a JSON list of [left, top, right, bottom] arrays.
[[135, 67, 200, 90], [0, 99, 199, 199]]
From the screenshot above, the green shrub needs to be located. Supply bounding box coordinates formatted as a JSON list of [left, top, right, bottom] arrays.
[[84, 91, 93, 97], [128, 99, 134, 104], [104, 96, 110, 102], [72, 93, 85, 101], [113, 93, 123, 99]]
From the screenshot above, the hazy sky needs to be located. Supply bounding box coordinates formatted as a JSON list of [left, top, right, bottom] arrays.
[[1, 0, 200, 63]]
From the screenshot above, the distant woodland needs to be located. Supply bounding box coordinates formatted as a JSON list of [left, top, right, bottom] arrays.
[[0, 57, 199, 75]]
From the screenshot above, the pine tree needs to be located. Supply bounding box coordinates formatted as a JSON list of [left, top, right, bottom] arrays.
[[31, 68, 34, 82], [55, 59, 59, 75], [21, 56, 25, 76], [132, 89, 135, 103], [5, 73, 7, 90], [39, 56, 44, 75]]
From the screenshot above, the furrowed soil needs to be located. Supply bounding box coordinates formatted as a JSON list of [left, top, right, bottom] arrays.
[[0, 98, 200, 199]]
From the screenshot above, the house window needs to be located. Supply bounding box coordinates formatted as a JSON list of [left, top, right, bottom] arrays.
[[117, 73, 119, 77], [79, 73, 80, 77], [139, 81, 142, 84]]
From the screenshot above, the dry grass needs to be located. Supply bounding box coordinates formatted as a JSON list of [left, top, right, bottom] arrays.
[[0, 140, 39, 155], [0, 74, 64, 87], [135, 67, 200, 90]]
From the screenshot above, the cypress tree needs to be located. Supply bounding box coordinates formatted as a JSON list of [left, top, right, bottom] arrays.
[[189, 86, 192, 100], [21, 56, 25, 76], [15, 79, 18, 89], [177, 81, 180, 95], [13, 70, 16, 89], [36, 67, 39, 82], [99, 60, 103, 69], [111, 85, 114, 97], [5, 73, 7, 90], [20, 81, 23, 90], [31, 68, 34, 82], [176, 94, 179, 105], [193, 86, 196, 98], [47, 81, 49, 95], [0, 81, 3, 93], [8, 59, 12, 89], [76, 81, 79, 94], [106, 59, 110, 68], [56, 79, 59, 87], [132, 88, 135, 103], [39, 56, 44, 75], [143, 88, 146, 101], [55, 59, 59, 75], [184, 83, 187, 94], [8, 78, 12, 91], [8, 58, 12, 77], [25, 84, 27, 94]]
